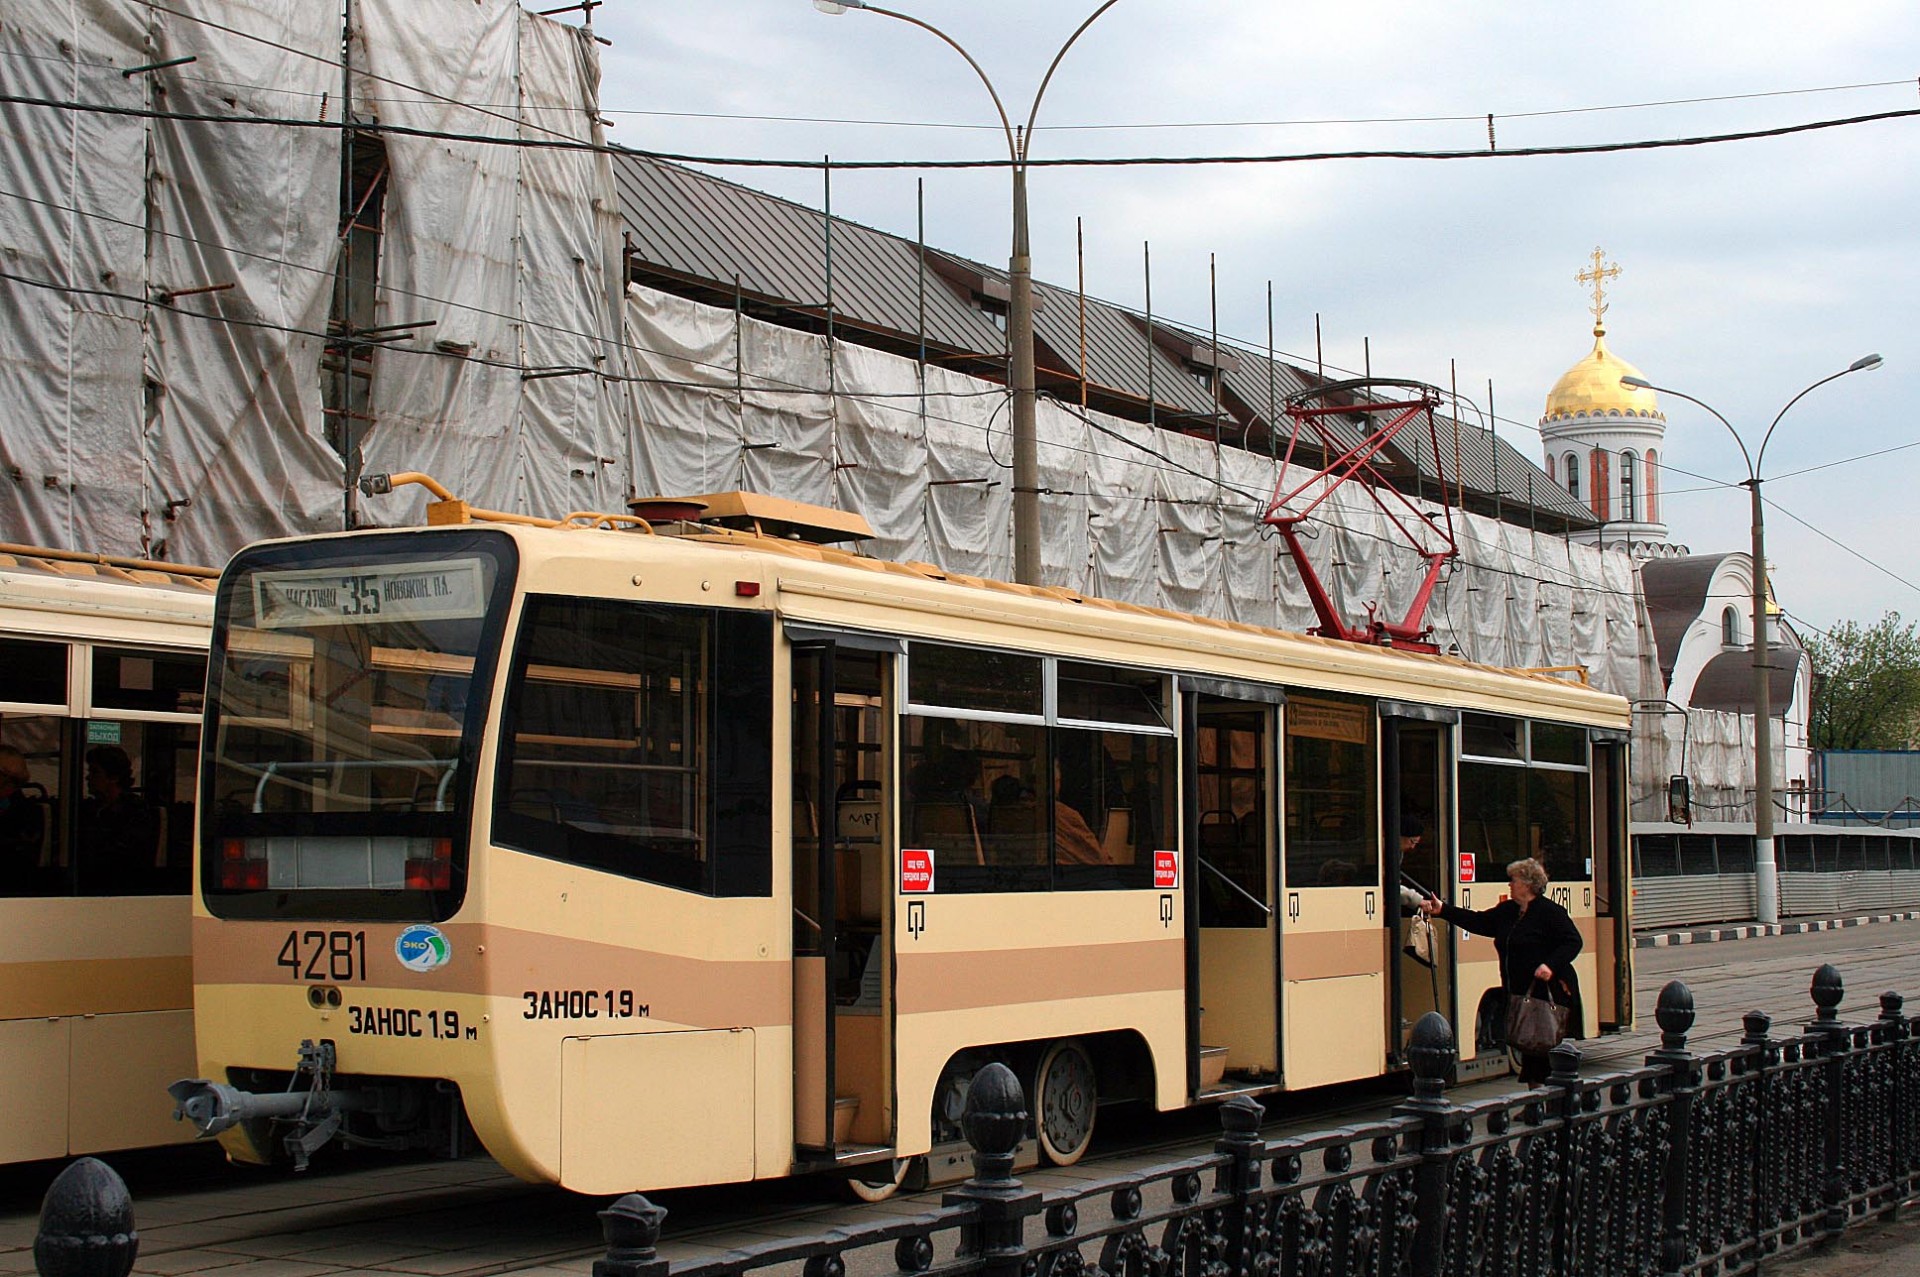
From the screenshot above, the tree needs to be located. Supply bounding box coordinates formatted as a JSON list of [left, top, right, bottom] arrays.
[[1806, 612, 1920, 750]]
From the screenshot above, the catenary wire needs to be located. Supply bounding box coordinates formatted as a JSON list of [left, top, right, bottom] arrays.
[[2, 90, 1915, 169], [8, 43, 1908, 137]]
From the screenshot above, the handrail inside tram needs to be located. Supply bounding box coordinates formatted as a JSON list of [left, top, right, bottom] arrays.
[[1199, 856, 1274, 916], [250, 757, 459, 813]]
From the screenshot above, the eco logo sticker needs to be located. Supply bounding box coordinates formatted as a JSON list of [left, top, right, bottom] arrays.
[[395, 924, 451, 972]]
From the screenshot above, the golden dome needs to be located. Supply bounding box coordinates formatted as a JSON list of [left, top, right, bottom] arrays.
[[1541, 327, 1665, 426]]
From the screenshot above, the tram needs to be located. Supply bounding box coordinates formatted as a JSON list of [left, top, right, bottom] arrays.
[[0, 544, 214, 1165], [174, 475, 1633, 1195]]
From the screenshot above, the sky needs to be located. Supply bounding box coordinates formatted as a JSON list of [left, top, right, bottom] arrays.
[[589, 1, 1919, 634]]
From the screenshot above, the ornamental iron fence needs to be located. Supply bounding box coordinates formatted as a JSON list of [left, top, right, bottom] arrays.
[[33, 963, 1920, 1277]]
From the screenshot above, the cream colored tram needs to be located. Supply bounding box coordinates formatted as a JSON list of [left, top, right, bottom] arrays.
[[177, 480, 1631, 1195], [0, 544, 215, 1165]]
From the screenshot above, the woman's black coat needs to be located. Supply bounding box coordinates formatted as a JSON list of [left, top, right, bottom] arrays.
[[1438, 893, 1585, 1039]]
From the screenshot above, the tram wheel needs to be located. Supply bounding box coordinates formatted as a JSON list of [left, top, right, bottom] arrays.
[[1034, 1039, 1097, 1166], [845, 1156, 920, 1203]]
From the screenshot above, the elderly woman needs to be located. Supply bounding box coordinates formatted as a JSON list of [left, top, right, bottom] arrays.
[[1419, 856, 1582, 1085]]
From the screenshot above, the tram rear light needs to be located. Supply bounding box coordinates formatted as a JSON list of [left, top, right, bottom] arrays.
[[405, 838, 454, 891], [735, 580, 761, 597], [218, 838, 268, 890]]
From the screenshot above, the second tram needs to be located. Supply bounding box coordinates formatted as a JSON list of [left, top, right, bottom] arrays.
[[1, 544, 214, 1165], [174, 479, 1632, 1194]]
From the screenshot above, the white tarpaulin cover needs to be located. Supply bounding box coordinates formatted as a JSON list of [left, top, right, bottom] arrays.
[[1, 0, 622, 551], [2, 0, 341, 560]]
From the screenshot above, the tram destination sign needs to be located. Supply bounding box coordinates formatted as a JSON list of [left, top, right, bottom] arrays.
[[253, 558, 487, 628]]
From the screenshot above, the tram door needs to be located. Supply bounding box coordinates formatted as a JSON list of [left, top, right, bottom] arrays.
[[1590, 737, 1632, 1029], [790, 642, 894, 1157], [1187, 691, 1280, 1094], [1278, 695, 1387, 1089], [1383, 710, 1455, 1062]]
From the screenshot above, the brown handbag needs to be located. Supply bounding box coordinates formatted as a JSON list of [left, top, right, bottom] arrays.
[[1504, 980, 1572, 1055]]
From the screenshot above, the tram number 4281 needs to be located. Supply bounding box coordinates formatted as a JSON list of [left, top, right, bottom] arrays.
[[278, 930, 366, 982]]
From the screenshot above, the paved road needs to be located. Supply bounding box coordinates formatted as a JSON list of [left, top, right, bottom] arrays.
[[5, 920, 1919, 1277]]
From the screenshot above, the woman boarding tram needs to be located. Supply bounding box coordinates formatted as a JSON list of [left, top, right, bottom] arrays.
[[172, 477, 1632, 1195]]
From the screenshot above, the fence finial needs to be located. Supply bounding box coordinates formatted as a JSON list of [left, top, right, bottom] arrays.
[[1811, 964, 1844, 1023], [594, 1195, 668, 1277], [1406, 1012, 1455, 1108], [34, 1158, 137, 1277], [1656, 980, 1695, 1050], [962, 1062, 1027, 1187]]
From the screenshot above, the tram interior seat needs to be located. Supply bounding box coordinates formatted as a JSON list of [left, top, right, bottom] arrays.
[[1100, 807, 1133, 863], [1239, 809, 1268, 852], [1200, 810, 1236, 853], [985, 798, 1043, 866], [21, 781, 53, 867], [912, 800, 983, 865]]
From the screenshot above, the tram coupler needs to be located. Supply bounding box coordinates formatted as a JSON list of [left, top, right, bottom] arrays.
[[169, 1039, 379, 1171]]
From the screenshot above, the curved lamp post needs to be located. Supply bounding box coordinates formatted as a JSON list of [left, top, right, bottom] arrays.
[[1624, 353, 1883, 923], [813, 0, 1121, 585]]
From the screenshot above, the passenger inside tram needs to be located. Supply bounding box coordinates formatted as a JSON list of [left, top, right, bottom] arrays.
[[0, 745, 46, 893], [1051, 759, 1107, 866], [79, 744, 158, 894]]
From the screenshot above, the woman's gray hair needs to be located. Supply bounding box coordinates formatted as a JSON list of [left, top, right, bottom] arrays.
[[1506, 857, 1549, 894]]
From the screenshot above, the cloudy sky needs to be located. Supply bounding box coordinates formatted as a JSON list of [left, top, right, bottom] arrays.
[[591, 2, 1917, 633]]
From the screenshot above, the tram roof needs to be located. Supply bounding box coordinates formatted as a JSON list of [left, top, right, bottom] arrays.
[[326, 482, 1627, 727], [0, 543, 219, 593]]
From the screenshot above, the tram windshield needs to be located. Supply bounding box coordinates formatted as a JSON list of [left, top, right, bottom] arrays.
[[200, 531, 515, 919]]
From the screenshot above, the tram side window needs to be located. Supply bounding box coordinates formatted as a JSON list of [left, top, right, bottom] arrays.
[[903, 647, 1167, 893], [92, 648, 206, 716], [1458, 714, 1590, 886], [0, 715, 61, 897], [0, 714, 196, 897], [1052, 726, 1165, 891], [0, 638, 68, 706], [75, 722, 199, 896], [1283, 696, 1377, 888], [908, 714, 1048, 893], [493, 597, 771, 897]]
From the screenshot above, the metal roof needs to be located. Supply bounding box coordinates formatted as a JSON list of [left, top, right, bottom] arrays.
[[611, 152, 1592, 530]]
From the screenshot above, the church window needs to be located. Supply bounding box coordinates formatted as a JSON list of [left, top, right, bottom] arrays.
[[1564, 453, 1580, 499], [1620, 450, 1638, 521], [1722, 607, 1740, 647]]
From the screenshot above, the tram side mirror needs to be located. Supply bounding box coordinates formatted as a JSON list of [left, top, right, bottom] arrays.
[[1668, 775, 1692, 827], [359, 473, 393, 496]]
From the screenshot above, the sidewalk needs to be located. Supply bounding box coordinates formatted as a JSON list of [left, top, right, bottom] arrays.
[[1775, 1210, 1920, 1276], [1634, 910, 1920, 948]]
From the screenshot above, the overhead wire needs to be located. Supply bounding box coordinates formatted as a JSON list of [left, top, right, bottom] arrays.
[[587, 76, 1920, 133], [9, 41, 1908, 139], [2, 90, 1915, 170]]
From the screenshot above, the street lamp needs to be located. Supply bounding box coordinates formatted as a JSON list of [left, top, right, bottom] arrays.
[[813, 0, 1120, 585], [1623, 353, 1883, 923]]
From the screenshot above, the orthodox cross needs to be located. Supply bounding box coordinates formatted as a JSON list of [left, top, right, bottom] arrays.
[[1576, 246, 1622, 331]]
